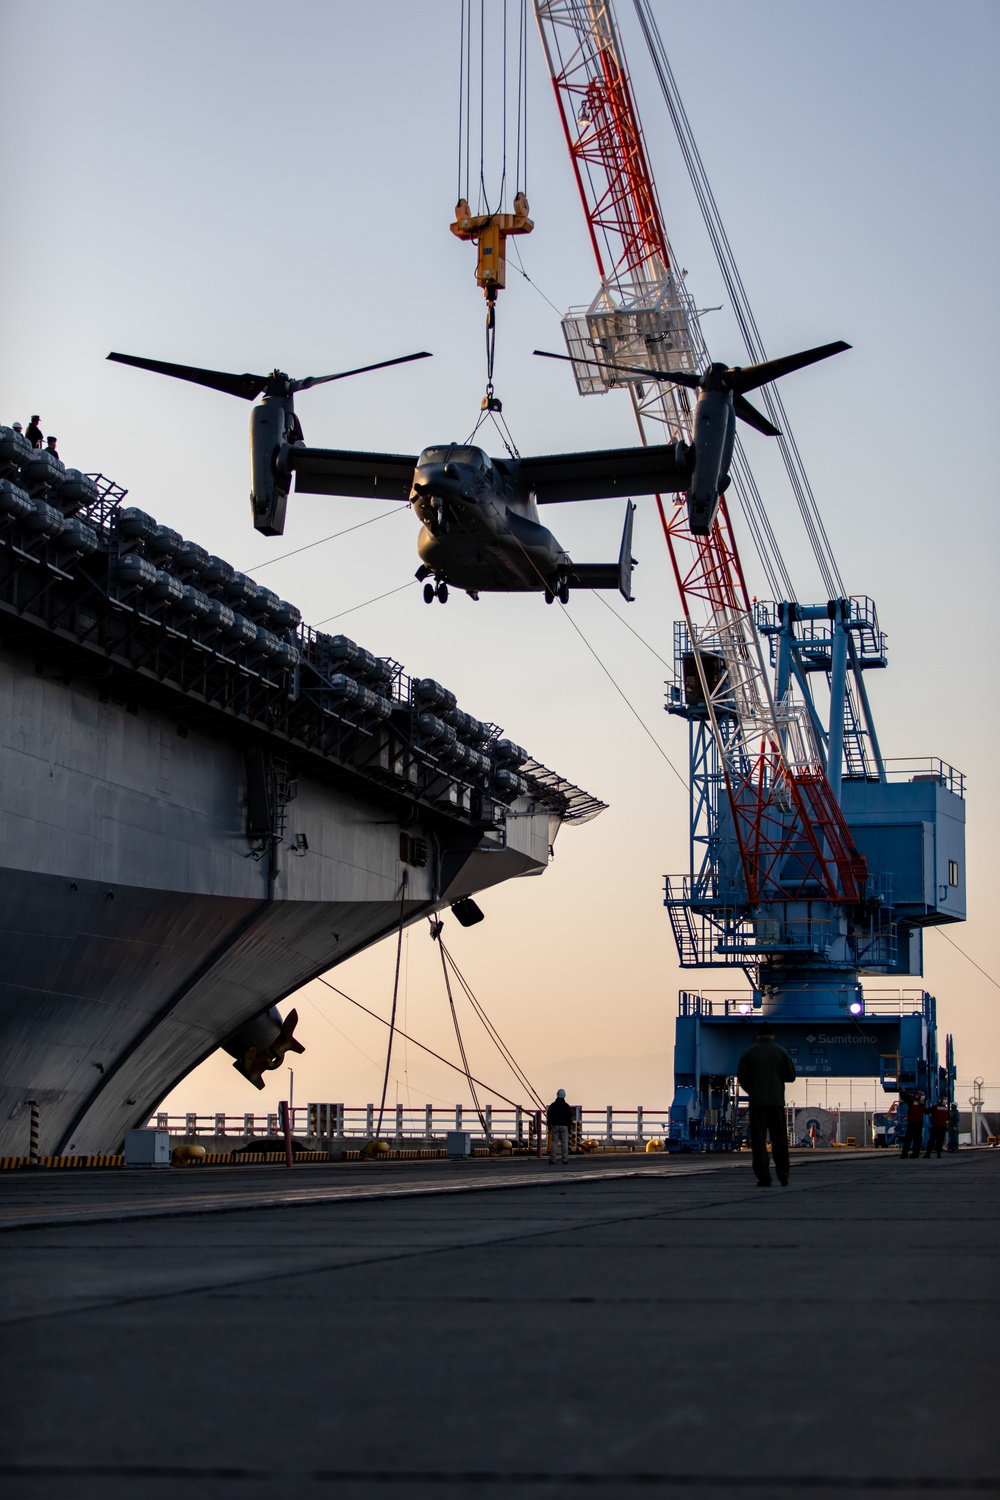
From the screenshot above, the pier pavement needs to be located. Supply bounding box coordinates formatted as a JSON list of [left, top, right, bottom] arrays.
[[0, 1149, 996, 1499]]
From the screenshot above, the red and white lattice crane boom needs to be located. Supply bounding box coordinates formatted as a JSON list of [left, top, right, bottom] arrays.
[[533, 0, 864, 909]]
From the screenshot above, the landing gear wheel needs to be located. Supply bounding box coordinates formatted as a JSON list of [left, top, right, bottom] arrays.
[[557, 579, 570, 605], [423, 583, 435, 604], [543, 589, 554, 605], [435, 581, 449, 603]]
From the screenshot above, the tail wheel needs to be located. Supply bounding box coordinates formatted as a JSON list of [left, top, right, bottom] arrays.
[[436, 581, 449, 603], [423, 582, 435, 604]]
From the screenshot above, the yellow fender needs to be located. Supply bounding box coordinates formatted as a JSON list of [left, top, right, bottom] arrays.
[[172, 1143, 207, 1166]]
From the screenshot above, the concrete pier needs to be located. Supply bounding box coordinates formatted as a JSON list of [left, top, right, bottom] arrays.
[[0, 1150, 995, 1498]]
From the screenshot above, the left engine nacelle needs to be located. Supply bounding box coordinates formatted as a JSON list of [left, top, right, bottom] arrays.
[[249, 403, 289, 536]]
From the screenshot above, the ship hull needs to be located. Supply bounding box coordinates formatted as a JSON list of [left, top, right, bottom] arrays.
[[0, 651, 550, 1155]]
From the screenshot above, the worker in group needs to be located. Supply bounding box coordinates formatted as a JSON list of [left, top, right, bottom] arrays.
[[899, 1088, 926, 1159], [736, 1024, 796, 1188], [925, 1096, 950, 1159], [947, 1099, 960, 1153], [546, 1088, 573, 1165], [44, 435, 60, 462], [25, 415, 43, 448]]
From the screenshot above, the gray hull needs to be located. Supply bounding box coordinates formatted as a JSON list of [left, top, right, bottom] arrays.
[[0, 652, 556, 1155], [0, 439, 603, 1157]]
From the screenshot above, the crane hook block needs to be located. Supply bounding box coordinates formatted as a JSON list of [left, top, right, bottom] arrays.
[[450, 192, 534, 300]]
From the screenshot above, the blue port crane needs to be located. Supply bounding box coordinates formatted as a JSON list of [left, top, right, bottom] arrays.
[[534, 0, 964, 1145]]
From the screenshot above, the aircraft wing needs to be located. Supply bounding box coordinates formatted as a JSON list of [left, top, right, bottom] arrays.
[[519, 443, 689, 504], [287, 446, 417, 501]]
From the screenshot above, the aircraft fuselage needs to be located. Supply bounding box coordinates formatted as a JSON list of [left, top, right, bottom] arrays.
[[410, 445, 570, 594]]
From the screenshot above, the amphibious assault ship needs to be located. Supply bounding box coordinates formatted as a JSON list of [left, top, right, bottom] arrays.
[[0, 425, 604, 1156]]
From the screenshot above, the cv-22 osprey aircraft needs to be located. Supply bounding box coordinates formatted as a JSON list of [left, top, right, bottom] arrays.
[[107, 338, 848, 605]]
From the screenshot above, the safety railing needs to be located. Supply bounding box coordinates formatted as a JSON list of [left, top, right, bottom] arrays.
[[149, 1105, 672, 1145], [879, 758, 965, 797], [677, 988, 932, 1019]]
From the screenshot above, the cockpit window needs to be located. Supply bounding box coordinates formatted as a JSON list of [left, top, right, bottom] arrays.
[[417, 445, 490, 473]]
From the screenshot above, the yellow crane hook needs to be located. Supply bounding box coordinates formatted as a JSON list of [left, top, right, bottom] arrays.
[[450, 191, 534, 303]]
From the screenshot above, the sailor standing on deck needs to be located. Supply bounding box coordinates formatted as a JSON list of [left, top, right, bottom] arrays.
[[899, 1089, 926, 1160], [737, 1025, 796, 1188], [547, 1089, 573, 1165], [924, 1096, 949, 1159]]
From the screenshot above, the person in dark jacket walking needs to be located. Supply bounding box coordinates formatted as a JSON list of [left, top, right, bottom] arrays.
[[547, 1089, 573, 1164], [899, 1089, 926, 1159], [737, 1025, 796, 1187], [924, 1097, 949, 1158]]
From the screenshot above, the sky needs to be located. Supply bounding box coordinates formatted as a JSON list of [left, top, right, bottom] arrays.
[[2, 0, 998, 1117]]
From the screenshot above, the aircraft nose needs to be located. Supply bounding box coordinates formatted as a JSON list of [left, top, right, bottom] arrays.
[[413, 465, 466, 501]]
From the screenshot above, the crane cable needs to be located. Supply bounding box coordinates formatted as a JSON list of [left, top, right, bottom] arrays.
[[458, 0, 528, 215], [465, 393, 521, 458], [314, 974, 529, 1109], [430, 916, 488, 1131], [436, 931, 545, 1110], [458, 1, 530, 429], [373, 870, 409, 1139], [240, 507, 404, 574], [503, 523, 689, 788], [632, 0, 845, 599], [536, 9, 794, 601]]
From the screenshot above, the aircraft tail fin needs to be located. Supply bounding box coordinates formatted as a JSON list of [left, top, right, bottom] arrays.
[[567, 502, 636, 601], [618, 500, 636, 601]]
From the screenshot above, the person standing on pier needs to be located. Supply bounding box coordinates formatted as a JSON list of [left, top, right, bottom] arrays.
[[924, 1096, 949, 1158], [898, 1089, 926, 1160], [947, 1099, 960, 1153], [546, 1089, 573, 1165], [737, 1025, 796, 1188]]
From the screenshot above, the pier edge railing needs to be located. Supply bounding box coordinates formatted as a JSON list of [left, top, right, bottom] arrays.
[[149, 1104, 671, 1147]]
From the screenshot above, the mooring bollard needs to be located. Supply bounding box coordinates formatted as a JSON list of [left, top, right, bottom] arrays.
[[279, 1099, 294, 1168], [27, 1098, 39, 1168]]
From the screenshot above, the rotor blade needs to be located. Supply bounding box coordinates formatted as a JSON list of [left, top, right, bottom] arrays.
[[293, 351, 433, 392], [733, 394, 781, 438], [533, 348, 702, 391], [728, 340, 851, 395], [106, 352, 264, 401]]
